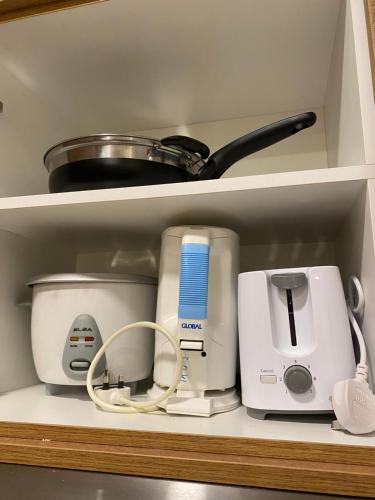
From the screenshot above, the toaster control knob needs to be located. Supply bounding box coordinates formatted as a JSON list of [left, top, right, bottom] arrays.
[[284, 365, 312, 394]]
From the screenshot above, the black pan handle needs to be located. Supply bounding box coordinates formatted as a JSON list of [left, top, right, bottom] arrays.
[[161, 135, 210, 159], [196, 112, 317, 180]]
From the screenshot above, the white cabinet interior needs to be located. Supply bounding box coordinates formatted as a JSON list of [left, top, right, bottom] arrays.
[[0, 0, 373, 196], [0, 0, 374, 450], [0, 166, 373, 447]]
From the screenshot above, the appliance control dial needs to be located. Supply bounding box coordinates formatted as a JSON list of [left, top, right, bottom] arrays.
[[284, 365, 312, 394]]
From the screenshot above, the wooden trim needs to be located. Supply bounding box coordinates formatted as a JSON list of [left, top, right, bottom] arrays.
[[0, 422, 374, 497], [0, 0, 107, 23], [365, 0, 375, 99], [0, 421, 374, 467], [1, 436, 375, 498]]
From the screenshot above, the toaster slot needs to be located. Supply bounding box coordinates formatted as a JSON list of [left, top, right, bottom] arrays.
[[286, 289, 297, 346], [271, 272, 307, 348]]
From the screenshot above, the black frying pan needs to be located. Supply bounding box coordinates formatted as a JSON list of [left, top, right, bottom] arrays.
[[45, 112, 316, 193]]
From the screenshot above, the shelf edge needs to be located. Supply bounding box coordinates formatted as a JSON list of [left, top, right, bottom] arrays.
[[0, 422, 374, 496], [0, 432, 373, 497], [0, 166, 374, 211]]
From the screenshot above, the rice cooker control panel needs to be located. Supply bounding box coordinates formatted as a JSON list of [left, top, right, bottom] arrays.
[[62, 314, 106, 380]]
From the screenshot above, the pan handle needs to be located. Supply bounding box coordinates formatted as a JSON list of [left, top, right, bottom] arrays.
[[196, 112, 317, 180], [161, 135, 210, 159]]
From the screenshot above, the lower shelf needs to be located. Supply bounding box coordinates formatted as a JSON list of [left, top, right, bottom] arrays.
[[0, 384, 374, 497], [0, 384, 374, 446]]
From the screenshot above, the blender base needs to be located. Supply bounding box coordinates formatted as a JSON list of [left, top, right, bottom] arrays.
[[147, 384, 240, 417]]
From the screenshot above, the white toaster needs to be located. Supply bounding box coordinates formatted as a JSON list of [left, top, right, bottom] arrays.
[[238, 266, 356, 418]]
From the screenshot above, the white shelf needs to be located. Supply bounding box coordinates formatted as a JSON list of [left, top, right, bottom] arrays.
[[1, 384, 374, 447], [0, 166, 374, 451], [0, 166, 373, 250]]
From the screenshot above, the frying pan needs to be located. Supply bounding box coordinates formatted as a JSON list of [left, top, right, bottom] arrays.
[[44, 112, 316, 193]]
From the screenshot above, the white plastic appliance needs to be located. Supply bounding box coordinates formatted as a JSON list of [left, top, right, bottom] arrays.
[[148, 225, 240, 416], [238, 266, 356, 419], [29, 274, 157, 387]]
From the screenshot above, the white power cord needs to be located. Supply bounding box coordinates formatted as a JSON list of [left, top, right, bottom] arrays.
[[348, 275, 365, 317], [86, 321, 182, 413], [332, 276, 375, 434]]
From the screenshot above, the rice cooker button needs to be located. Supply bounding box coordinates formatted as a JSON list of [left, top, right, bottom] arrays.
[[70, 360, 90, 371]]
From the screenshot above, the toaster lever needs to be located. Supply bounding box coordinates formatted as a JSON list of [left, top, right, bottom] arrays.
[[271, 272, 306, 289]]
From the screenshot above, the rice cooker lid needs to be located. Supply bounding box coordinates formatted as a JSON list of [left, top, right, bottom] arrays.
[[28, 273, 157, 287]]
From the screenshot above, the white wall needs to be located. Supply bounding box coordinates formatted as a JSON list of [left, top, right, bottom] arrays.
[[0, 0, 340, 134], [76, 241, 335, 278], [336, 182, 375, 385], [325, 0, 375, 168], [350, 0, 375, 165], [325, 0, 366, 168], [0, 62, 73, 196]]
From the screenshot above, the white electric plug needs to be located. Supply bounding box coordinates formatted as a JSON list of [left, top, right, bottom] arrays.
[[332, 376, 375, 434], [94, 386, 131, 406], [331, 277, 375, 435]]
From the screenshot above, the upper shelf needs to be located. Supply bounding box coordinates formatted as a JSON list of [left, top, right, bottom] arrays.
[[0, 0, 372, 200], [0, 166, 373, 250]]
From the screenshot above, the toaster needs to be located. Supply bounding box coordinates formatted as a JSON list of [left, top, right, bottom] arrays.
[[238, 266, 356, 419]]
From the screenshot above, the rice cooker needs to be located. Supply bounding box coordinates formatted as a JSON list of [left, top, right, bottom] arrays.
[[28, 273, 157, 386]]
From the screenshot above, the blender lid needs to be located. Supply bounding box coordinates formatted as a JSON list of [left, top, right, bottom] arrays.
[[28, 273, 157, 286]]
